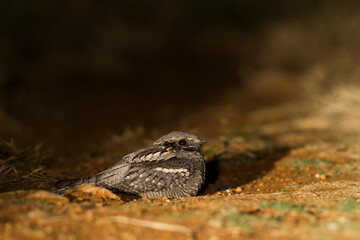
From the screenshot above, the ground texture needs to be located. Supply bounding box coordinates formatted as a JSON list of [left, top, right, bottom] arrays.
[[1, 82, 360, 240]]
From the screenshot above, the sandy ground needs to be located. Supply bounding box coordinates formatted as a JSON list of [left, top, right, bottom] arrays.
[[1, 82, 360, 240]]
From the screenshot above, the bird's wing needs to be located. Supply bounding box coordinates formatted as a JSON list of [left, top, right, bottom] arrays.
[[96, 156, 193, 195], [126, 146, 176, 163], [112, 146, 175, 166]]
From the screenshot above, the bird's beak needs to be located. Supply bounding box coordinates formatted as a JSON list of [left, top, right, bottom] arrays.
[[200, 140, 206, 145]]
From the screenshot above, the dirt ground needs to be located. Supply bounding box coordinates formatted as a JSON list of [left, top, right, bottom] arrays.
[[1, 2, 360, 240], [1, 81, 360, 239]]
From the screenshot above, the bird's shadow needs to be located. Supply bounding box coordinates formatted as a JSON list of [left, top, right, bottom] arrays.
[[200, 145, 290, 195]]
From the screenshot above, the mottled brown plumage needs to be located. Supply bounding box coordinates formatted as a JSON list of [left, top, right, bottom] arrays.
[[54, 131, 206, 198]]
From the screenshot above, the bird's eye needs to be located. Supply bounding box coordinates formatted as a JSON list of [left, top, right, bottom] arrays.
[[178, 139, 187, 145]]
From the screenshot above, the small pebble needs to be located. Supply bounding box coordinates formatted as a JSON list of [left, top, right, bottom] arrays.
[[235, 187, 242, 193]]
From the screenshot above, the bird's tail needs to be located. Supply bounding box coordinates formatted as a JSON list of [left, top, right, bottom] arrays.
[[53, 176, 96, 195]]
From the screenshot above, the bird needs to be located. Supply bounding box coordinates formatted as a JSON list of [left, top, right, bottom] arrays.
[[54, 131, 206, 198]]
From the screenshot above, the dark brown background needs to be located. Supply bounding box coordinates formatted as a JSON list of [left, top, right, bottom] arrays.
[[1, 0, 359, 153]]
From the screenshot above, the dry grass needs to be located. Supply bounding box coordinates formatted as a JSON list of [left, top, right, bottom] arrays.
[[0, 141, 57, 192]]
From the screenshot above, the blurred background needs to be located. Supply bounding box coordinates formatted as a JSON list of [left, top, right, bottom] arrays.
[[1, 0, 360, 154]]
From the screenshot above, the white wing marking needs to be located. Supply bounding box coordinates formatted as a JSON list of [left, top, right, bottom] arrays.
[[154, 167, 189, 173]]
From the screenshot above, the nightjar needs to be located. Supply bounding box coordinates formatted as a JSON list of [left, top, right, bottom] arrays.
[[54, 131, 206, 198]]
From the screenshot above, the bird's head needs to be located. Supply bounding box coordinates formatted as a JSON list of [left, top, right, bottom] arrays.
[[153, 131, 205, 152]]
